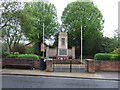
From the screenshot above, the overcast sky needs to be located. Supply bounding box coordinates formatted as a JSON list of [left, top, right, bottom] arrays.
[[49, 0, 119, 38]]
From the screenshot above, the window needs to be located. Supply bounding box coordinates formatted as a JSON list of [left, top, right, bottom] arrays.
[[61, 38, 65, 45]]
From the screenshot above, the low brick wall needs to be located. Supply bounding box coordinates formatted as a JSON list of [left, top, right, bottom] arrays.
[[86, 60, 95, 73], [86, 60, 120, 73], [33, 60, 40, 69], [2, 58, 40, 69], [2, 58, 53, 70], [46, 60, 53, 72]]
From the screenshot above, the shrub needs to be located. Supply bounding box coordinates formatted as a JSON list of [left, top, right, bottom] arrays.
[[94, 53, 120, 60], [6, 54, 18, 58], [53, 60, 82, 64], [39, 56, 42, 59], [14, 52, 19, 55], [6, 54, 39, 59], [112, 48, 120, 54], [17, 54, 39, 59], [53, 60, 70, 64], [111, 54, 120, 60], [2, 52, 10, 58]]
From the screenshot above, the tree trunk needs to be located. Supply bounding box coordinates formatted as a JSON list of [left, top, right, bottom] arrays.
[[8, 45, 13, 54]]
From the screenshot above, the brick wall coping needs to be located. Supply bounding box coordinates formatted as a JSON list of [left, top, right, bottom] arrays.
[[3, 58, 39, 60], [84, 59, 94, 61], [85, 59, 120, 61], [95, 60, 120, 61]]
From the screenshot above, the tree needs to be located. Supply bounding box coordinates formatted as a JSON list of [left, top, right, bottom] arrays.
[[1, 1, 25, 53], [61, 1, 104, 57], [20, 1, 59, 55], [99, 37, 118, 53], [113, 29, 120, 47]]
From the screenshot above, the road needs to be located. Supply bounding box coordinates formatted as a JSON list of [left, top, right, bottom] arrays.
[[2, 75, 119, 88]]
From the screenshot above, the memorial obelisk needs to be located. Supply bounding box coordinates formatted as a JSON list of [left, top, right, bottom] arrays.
[[58, 32, 68, 57]]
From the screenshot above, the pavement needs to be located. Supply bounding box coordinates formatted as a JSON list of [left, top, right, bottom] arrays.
[[1, 68, 120, 81]]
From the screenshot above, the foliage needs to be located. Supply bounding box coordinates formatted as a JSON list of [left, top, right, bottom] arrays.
[[53, 60, 83, 64], [113, 29, 120, 47], [2, 42, 8, 52], [98, 37, 118, 53], [39, 56, 42, 59], [13, 52, 19, 55], [112, 48, 120, 54], [61, 1, 104, 56], [111, 54, 120, 60], [1, 2, 25, 53], [6, 54, 39, 59], [80, 55, 93, 59], [94, 53, 120, 60], [12, 44, 25, 54], [34, 43, 42, 55], [2, 52, 10, 58], [6, 54, 18, 58], [25, 46, 34, 54], [17, 54, 39, 59], [61, 1, 104, 32], [20, 2, 59, 55]]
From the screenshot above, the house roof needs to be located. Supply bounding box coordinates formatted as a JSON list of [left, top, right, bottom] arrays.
[[25, 42, 35, 47]]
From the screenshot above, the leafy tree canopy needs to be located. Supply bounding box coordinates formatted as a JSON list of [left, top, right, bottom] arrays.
[[20, 1, 59, 43], [61, 0, 104, 56], [1, 1, 25, 53]]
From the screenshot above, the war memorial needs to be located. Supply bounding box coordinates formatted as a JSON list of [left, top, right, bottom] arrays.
[[46, 32, 75, 60]]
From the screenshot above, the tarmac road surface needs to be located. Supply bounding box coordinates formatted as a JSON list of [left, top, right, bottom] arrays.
[[2, 75, 119, 88]]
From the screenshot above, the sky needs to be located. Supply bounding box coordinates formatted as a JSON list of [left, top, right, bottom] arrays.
[[48, 0, 119, 38]]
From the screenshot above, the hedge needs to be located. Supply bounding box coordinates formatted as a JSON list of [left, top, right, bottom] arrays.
[[94, 53, 120, 60], [6, 55, 18, 58], [6, 54, 39, 59]]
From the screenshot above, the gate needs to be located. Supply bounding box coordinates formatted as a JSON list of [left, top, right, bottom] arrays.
[[53, 59, 86, 73]]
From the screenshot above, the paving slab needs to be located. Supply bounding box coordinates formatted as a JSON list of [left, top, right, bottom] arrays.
[[1, 69, 120, 81]]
